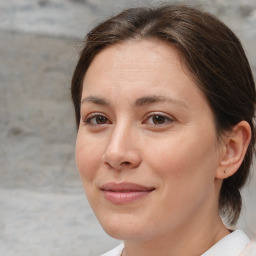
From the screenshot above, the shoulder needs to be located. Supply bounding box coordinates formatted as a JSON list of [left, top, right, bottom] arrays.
[[100, 243, 124, 256], [240, 239, 256, 256]]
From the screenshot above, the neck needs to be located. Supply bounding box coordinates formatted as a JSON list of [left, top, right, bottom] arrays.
[[123, 212, 229, 256]]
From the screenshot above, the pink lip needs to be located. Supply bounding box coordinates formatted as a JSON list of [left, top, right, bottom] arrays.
[[100, 182, 155, 205]]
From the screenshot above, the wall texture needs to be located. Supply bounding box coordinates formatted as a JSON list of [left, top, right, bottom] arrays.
[[0, 0, 255, 255]]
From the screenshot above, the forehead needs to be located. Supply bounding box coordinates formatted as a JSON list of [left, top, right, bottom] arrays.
[[86, 39, 184, 75], [82, 39, 211, 107], [82, 39, 195, 95]]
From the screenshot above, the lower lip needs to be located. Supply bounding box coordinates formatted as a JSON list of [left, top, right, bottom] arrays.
[[102, 190, 153, 204]]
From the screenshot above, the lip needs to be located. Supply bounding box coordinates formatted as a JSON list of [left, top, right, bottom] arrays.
[[100, 182, 155, 205]]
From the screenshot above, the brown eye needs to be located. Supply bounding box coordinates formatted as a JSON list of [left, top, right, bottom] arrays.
[[95, 116, 108, 124], [152, 115, 167, 124], [143, 113, 174, 126], [85, 114, 110, 125]]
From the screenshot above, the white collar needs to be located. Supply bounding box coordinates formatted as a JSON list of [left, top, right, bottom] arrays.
[[100, 243, 124, 256], [202, 229, 250, 256]]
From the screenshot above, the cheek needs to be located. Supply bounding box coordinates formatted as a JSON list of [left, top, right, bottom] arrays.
[[143, 138, 218, 230], [145, 129, 218, 194], [75, 132, 102, 183]]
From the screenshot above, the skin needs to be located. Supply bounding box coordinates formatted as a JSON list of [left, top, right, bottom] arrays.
[[76, 39, 250, 256]]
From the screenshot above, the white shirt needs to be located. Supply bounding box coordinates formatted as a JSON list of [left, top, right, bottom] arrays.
[[100, 230, 255, 256], [100, 243, 124, 256]]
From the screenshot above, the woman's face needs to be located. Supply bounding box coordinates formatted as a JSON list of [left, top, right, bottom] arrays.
[[76, 39, 223, 241]]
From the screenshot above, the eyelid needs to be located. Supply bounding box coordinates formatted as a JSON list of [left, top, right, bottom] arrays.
[[143, 112, 175, 124], [83, 112, 111, 125]]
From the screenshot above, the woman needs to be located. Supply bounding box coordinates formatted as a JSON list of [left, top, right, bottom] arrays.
[[71, 4, 256, 256]]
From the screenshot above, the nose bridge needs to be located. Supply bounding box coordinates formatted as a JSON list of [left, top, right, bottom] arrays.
[[109, 121, 129, 152], [102, 119, 140, 169]]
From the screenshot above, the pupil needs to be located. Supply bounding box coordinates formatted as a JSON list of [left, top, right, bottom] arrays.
[[96, 116, 106, 124], [153, 115, 165, 124]]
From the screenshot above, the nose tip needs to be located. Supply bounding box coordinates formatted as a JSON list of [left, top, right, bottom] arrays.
[[102, 143, 141, 170]]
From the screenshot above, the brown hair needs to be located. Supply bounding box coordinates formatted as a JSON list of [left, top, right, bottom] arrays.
[[71, 4, 256, 225]]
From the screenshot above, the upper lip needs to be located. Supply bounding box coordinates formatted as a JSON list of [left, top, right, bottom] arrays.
[[100, 182, 155, 192]]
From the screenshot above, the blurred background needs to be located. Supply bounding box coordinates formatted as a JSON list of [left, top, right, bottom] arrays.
[[0, 0, 255, 255]]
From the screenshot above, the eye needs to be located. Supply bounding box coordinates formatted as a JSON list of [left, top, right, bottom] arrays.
[[151, 115, 167, 125], [144, 113, 174, 125], [84, 113, 111, 125]]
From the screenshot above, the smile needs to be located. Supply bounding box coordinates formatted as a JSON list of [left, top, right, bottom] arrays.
[[100, 182, 155, 205]]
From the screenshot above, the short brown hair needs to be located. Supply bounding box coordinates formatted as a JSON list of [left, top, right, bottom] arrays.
[[71, 4, 256, 225]]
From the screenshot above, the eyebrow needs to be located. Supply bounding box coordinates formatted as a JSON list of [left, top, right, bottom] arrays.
[[81, 96, 110, 105], [135, 95, 188, 108], [81, 95, 188, 108]]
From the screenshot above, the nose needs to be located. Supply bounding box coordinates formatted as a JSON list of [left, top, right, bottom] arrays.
[[102, 124, 141, 170]]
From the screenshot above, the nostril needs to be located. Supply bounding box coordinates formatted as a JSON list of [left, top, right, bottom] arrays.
[[102, 149, 141, 170], [121, 161, 131, 166]]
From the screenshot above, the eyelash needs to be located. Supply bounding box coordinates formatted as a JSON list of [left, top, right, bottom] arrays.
[[83, 112, 174, 126], [83, 113, 111, 125], [143, 112, 174, 125]]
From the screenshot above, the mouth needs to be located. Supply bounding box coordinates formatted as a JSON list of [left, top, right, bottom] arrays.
[[100, 182, 155, 205]]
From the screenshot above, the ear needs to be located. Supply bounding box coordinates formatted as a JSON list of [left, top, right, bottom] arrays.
[[216, 121, 251, 179]]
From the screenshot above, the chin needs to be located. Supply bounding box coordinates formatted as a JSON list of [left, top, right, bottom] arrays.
[[98, 214, 147, 241]]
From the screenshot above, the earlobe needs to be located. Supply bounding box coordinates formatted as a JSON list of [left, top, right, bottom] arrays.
[[216, 121, 251, 179]]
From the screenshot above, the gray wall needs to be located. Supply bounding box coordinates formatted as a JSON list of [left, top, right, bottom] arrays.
[[0, 0, 255, 255]]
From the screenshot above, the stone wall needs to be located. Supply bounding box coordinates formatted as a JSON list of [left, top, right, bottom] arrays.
[[0, 1, 255, 255]]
